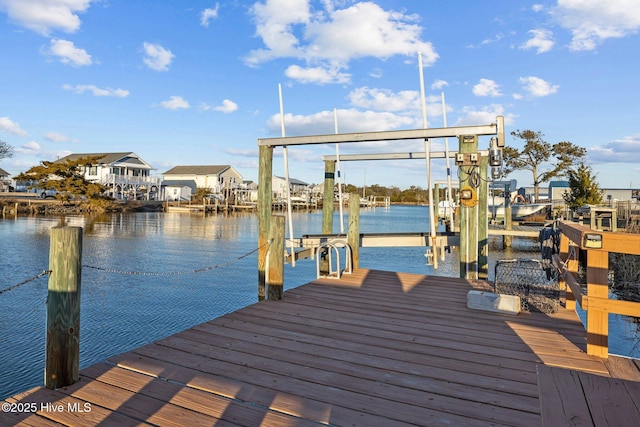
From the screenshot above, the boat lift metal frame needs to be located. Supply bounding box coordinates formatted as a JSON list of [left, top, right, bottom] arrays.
[[257, 116, 504, 292]]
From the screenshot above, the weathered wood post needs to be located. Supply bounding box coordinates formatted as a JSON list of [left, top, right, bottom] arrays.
[[267, 215, 285, 300], [45, 226, 82, 389], [257, 145, 273, 301], [458, 135, 479, 280], [503, 183, 513, 247], [586, 249, 609, 357], [348, 193, 360, 269], [322, 160, 335, 235], [433, 183, 440, 223], [478, 155, 489, 279]]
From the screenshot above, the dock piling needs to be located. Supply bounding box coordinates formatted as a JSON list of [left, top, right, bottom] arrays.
[[45, 226, 82, 390], [267, 215, 285, 300]]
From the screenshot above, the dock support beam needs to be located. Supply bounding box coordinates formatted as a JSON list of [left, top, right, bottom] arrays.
[[458, 135, 479, 280], [45, 226, 82, 390], [267, 215, 285, 300], [258, 145, 273, 301], [348, 193, 360, 269], [503, 184, 513, 248], [478, 155, 489, 279], [322, 160, 335, 234]]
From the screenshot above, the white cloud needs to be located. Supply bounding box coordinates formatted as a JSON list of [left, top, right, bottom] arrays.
[[15, 140, 40, 154], [267, 108, 417, 137], [518, 76, 559, 97], [285, 64, 350, 84], [47, 39, 92, 66], [472, 79, 502, 97], [0, 116, 28, 136], [159, 96, 190, 110], [589, 134, 640, 163], [246, 1, 437, 84], [431, 79, 448, 90], [348, 87, 420, 112], [201, 99, 238, 113], [532, 4, 545, 13], [45, 132, 71, 143], [520, 29, 555, 53], [200, 4, 220, 27], [0, 0, 93, 36], [552, 0, 640, 51], [62, 84, 129, 97], [142, 42, 174, 71], [454, 104, 515, 127]]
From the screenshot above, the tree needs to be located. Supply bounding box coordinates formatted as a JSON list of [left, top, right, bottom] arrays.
[[0, 139, 13, 160], [563, 162, 603, 209], [194, 186, 213, 201], [15, 155, 109, 202], [503, 130, 587, 200]]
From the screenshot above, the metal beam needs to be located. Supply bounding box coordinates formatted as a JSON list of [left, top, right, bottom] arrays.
[[258, 122, 500, 147], [322, 150, 489, 162]]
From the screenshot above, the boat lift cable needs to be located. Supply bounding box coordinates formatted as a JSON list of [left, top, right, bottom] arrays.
[[418, 51, 438, 269], [334, 108, 345, 234], [279, 84, 295, 267], [441, 92, 455, 226]]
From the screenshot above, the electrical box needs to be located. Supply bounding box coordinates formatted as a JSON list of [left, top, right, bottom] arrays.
[[455, 152, 481, 166], [455, 153, 465, 164], [470, 153, 479, 163]]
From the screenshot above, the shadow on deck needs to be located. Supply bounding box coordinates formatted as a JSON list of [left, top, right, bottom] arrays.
[[2, 269, 639, 426]]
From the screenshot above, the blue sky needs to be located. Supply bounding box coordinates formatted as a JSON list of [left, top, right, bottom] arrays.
[[1, 0, 639, 190]]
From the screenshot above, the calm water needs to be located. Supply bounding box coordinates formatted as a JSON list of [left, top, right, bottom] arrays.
[[1, 206, 638, 399]]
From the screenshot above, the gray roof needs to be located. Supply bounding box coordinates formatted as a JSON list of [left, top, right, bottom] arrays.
[[56, 152, 153, 168], [163, 165, 231, 175], [162, 180, 197, 191], [275, 176, 309, 186]]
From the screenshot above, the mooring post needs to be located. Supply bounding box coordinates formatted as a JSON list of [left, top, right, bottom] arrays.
[[433, 183, 440, 223], [348, 193, 360, 269], [458, 135, 479, 280], [322, 160, 335, 235], [257, 145, 273, 301], [45, 226, 82, 390], [267, 215, 285, 300], [559, 233, 577, 310], [478, 155, 489, 279]]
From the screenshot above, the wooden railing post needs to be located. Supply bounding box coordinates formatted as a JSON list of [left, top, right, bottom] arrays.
[[45, 226, 82, 389], [586, 250, 609, 358], [267, 215, 285, 300], [348, 193, 360, 269]]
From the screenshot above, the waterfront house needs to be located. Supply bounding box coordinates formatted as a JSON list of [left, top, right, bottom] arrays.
[[272, 176, 311, 200], [56, 152, 159, 200], [162, 180, 194, 202], [162, 165, 243, 201], [0, 167, 9, 191]]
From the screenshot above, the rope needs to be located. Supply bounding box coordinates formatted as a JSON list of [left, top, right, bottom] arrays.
[[0, 242, 269, 293], [0, 270, 51, 295], [84, 241, 270, 276]]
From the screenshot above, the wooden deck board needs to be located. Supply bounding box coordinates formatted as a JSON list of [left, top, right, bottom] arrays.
[[2, 268, 638, 426]]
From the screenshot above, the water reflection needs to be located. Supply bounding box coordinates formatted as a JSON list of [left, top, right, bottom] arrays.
[[1, 206, 638, 401]]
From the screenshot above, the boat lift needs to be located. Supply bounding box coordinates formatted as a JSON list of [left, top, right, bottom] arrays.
[[257, 116, 505, 298]]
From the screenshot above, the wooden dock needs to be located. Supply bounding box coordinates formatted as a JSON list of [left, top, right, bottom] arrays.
[[3, 269, 639, 426]]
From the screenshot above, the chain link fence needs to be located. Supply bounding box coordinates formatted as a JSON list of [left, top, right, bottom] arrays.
[[494, 259, 560, 313]]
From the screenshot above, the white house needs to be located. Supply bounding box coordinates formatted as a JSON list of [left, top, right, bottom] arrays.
[[272, 176, 311, 200], [162, 165, 243, 199], [0, 167, 10, 192], [56, 152, 159, 200], [162, 180, 195, 202]]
